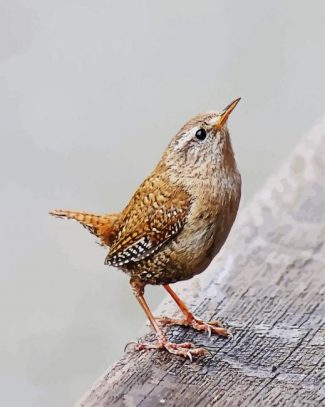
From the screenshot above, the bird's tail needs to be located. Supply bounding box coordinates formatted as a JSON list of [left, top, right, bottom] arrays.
[[49, 209, 118, 246]]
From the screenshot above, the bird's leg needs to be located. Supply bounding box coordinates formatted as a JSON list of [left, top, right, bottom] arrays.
[[158, 284, 229, 337], [130, 280, 206, 359]]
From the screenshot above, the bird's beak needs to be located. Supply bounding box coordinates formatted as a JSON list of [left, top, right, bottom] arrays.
[[216, 97, 241, 127]]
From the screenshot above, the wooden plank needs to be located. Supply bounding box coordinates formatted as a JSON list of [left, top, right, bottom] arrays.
[[79, 121, 325, 407]]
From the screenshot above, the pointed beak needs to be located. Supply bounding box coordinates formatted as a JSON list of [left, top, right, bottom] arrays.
[[216, 97, 241, 127]]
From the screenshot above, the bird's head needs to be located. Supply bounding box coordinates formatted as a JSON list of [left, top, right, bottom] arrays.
[[160, 98, 241, 181]]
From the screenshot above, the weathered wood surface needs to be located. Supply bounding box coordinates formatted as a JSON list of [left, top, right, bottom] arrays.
[[80, 121, 325, 407]]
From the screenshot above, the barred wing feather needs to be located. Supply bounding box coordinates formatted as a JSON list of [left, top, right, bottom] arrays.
[[105, 176, 190, 267]]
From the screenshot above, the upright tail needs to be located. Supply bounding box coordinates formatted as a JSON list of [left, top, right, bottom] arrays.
[[49, 209, 119, 246]]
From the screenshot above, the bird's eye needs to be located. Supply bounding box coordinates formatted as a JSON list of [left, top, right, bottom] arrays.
[[195, 128, 207, 140]]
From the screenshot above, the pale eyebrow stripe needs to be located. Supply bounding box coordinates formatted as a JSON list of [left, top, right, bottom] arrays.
[[174, 127, 198, 151]]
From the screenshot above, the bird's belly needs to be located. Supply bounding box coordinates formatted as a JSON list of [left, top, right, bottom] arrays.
[[126, 220, 229, 285], [125, 193, 240, 285], [166, 221, 228, 280]]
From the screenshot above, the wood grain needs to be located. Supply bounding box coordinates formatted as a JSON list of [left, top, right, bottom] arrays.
[[79, 121, 325, 407]]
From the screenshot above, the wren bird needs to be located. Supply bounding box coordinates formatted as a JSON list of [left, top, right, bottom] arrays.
[[50, 98, 241, 359]]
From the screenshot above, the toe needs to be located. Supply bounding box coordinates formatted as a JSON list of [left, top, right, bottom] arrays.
[[156, 316, 189, 327], [133, 337, 207, 360], [207, 320, 221, 327], [193, 318, 221, 327], [191, 320, 229, 337], [164, 343, 206, 360], [209, 325, 229, 337]]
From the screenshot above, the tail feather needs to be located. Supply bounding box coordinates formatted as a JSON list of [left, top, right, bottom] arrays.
[[49, 209, 118, 246]]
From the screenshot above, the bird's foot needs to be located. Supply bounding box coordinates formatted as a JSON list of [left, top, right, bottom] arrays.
[[134, 335, 206, 360], [157, 315, 229, 337]]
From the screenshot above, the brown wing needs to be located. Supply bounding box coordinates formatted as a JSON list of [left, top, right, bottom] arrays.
[[104, 175, 191, 267]]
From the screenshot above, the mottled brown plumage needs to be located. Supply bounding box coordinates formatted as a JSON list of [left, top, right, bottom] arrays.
[[50, 98, 241, 359]]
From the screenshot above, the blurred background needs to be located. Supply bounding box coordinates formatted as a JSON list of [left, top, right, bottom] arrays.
[[0, 1, 324, 406]]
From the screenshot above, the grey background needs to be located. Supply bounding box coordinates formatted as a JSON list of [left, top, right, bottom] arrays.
[[0, 1, 323, 406]]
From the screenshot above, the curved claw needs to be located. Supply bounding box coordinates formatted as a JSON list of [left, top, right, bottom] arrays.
[[227, 331, 234, 340], [124, 341, 138, 352], [203, 348, 213, 357], [191, 320, 229, 337]]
